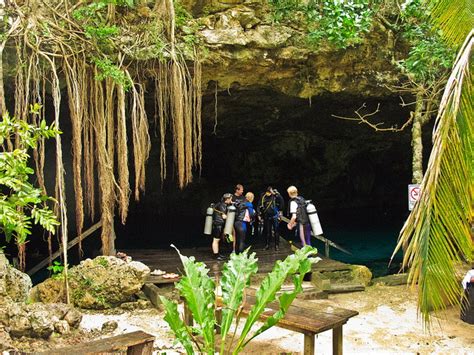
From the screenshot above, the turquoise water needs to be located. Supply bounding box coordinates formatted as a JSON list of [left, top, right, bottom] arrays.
[[311, 225, 404, 277]]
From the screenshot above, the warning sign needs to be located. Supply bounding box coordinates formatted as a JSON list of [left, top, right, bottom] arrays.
[[408, 184, 421, 211]]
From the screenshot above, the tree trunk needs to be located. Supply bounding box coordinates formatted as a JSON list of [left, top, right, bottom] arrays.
[[411, 92, 426, 184]]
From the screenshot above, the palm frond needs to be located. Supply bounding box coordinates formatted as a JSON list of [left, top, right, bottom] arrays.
[[392, 30, 474, 325], [425, 0, 474, 47]]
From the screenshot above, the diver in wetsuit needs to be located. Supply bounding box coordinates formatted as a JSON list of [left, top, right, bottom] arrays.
[[258, 186, 284, 251], [211, 193, 233, 260], [233, 184, 247, 254]]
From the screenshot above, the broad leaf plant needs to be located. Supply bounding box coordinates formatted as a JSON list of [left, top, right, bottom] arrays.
[[161, 245, 320, 354]]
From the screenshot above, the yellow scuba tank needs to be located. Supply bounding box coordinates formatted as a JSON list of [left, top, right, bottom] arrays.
[[306, 202, 323, 236], [223, 204, 236, 240], [204, 204, 214, 235]]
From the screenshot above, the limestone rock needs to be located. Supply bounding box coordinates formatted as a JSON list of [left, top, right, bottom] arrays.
[[31, 256, 150, 309], [318, 264, 372, 287], [54, 320, 70, 335], [67, 256, 150, 309], [194, 2, 401, 98], [0, 252, 32, 303], [4, 303, 81, 339], [101, 320, 118, 333], [29, 277, 66, 304], [372, 273, 408, 286], [350, 265, 373, 287], [63, 308, 83, 328]]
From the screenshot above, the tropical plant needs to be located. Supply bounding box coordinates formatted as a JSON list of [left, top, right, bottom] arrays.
[[47, 260, 66, 279], [392, 0, 473, 325], [161, 245, 320, 354], [268, 0, 375, 49], [0, 105, 61, 270]]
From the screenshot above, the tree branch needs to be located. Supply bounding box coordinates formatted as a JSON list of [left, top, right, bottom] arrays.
[[331, 103, 412, 132]]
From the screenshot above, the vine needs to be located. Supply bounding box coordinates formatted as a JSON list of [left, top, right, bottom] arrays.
[[0, 0, 203, 260]]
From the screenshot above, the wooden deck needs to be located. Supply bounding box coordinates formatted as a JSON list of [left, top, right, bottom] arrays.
[[123, 238, 351, 276]]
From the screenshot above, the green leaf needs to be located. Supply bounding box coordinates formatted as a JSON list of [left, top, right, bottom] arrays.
[[160, 297, 195, 354], [172, 245, 216, 354], [219, 249, 258, 352], [234, 246, 320, 353]]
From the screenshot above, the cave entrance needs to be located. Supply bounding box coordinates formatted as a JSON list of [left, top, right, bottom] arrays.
[[116, 86, 416, 276]]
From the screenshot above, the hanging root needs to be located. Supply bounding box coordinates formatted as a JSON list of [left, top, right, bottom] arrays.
[[1, 0, 203, 257], [116, 84, 130, 224]]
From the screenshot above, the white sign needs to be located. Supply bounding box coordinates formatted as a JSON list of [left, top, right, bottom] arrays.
[[408, 184, 421, 211]]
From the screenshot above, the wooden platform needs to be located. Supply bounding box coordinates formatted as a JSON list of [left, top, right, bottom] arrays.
[[122, 239, 351, 277]]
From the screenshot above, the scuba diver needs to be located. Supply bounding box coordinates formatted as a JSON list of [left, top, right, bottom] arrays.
[[258, 186, 284, 251], [211, 193, 233, 260], [232, 184, 247, 254], [287, 185, 311, 246], [243, 192, 256, 244]]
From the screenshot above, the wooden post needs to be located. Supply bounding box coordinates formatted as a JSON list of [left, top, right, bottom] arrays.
[[215, 307, 222, 334], [333, 325, 343, 355], [183, 302, 193, 326], [127, 339, 154, 355], [27, 222, 102, 276], [325, 240, 330, 258], [303, 333, 315, 355]]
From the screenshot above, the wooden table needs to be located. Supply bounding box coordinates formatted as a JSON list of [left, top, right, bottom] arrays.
[[184, 293, 358, 355], [241, 295, 358, 355]]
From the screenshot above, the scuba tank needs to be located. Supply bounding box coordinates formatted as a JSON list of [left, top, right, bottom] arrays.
[[306, 202, 323, 236], [203, 204, 214, 235], [223, 204, 236, 240]]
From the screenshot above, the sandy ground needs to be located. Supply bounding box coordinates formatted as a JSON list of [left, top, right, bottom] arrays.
[[73, 284, 474, 354]]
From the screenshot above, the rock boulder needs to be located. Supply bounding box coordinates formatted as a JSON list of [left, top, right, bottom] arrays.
[[2, 302, 82, 339], [0, 252, 32, 304], [31, 256, 150, 309]]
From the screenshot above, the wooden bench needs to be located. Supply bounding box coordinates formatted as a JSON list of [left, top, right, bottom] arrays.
[[184, 295, 358, 355], [45, 330, 155, 355]]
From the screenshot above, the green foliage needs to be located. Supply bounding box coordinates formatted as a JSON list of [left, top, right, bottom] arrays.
[[84, 25, 119, 40], [234, 246, 317, 353], [73, 0, 135, 21], [93, 57, 132, 90], [269, 0, 375, 48], [308, 0, 374, 48], [174, 1, 201, 56], [95, 256, 109, 267], [161, 245, 320, 354], [0, 108, 61, 245], [396, 0, 455, 83], [219, 249, 258, 353], [47, 260, 65, 279], [73, 0, 136, 88]]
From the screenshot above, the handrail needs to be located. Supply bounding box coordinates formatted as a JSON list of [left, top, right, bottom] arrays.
[[27, 221, 102, 276], [279, 216, 351, 257]]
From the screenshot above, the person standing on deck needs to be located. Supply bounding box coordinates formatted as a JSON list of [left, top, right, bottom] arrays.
[[287, 185, 311, 246], [258, 186, 284, 251], [211, 193, 233, 260], [233, 184, 247, 254], [243, 192, 256, 246]]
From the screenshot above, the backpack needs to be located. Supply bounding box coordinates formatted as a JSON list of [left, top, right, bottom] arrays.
[[293, 196, 309, 225]]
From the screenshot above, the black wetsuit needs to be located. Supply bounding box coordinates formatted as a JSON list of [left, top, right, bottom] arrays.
[[212, 201, 227, 239], [233, 194, 247, 253], [259, 192, 284, 249]]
